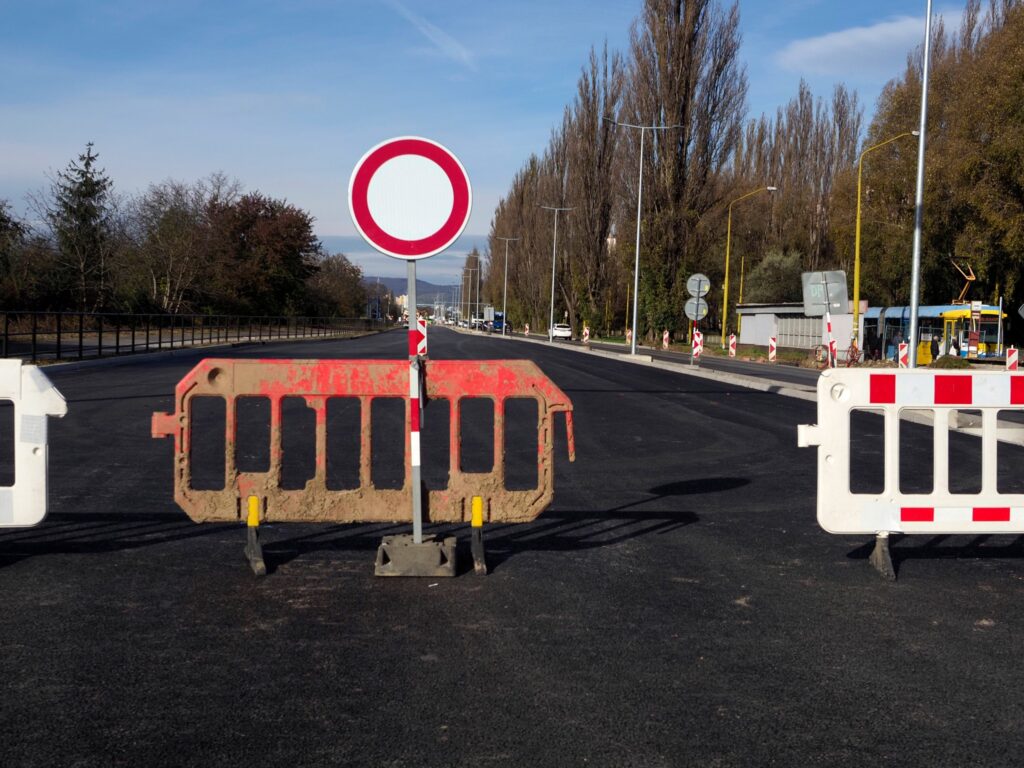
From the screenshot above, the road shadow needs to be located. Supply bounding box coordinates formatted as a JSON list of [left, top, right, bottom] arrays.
[[259, 482, 715, 573], [846, 533, 1024, 577], [0, 511, 232, 569]]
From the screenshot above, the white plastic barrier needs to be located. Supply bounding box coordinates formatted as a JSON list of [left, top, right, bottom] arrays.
[[0, 360, 67, 527], [798, 368, 1024, 534]]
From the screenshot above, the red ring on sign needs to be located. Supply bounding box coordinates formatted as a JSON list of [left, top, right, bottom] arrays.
[[349, 138, 471, 259]]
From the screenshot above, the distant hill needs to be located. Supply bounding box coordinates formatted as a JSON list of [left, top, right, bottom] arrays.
[[362, 276, 458, 306]]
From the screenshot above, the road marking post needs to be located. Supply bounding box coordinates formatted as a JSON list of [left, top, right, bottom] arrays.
[[662, 329, 669, 350], [1008, 346, 1018, 371], [898, 342, 909, 368], [729, 334, 736, 358], [768, 336, 777, 363]]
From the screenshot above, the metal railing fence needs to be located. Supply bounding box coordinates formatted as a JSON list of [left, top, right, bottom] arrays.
[[0, 312, 385, 363]]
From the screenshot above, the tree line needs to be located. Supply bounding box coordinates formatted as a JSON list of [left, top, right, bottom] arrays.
[[480, 0, 1023, 340], [0, 144, 367, 317]]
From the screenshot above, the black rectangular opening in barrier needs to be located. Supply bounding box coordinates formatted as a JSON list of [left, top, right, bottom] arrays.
[[849, 408, 885, 494], [459, 398, 494, 474], [189, 396, 226, 490], [504, 398, 539, 490], [371, 398, 405, 490], [899, 409, 934, 494], [0, 400, 13, 487], [326, 397, 361, 490], [421, 397, 451, 491], [948, 409, 983, 495], [235, 396, 270, 474], [280, 397, 316, 490], [997, 410, 1024, 494]]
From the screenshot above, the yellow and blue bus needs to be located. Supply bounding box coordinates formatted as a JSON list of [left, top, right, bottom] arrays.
[[860, 304, 1006, 364]]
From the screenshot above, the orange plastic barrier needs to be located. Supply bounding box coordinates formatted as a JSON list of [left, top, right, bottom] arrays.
[[152, 358, 575, 524]]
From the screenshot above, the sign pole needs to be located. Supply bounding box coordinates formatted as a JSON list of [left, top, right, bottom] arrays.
[[408, 259, 423, 544]]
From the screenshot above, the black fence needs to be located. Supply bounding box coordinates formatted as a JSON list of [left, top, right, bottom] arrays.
[[0, 312, 385, 363]]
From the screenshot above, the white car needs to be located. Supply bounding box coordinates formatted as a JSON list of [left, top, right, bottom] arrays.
[[550, 323, 572, 340]]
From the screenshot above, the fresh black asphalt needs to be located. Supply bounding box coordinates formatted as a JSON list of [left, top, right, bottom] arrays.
[[1, 327, 1022, 767]]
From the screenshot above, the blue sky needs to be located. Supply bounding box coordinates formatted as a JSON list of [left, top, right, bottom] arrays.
[[1, 0, 961, 279]]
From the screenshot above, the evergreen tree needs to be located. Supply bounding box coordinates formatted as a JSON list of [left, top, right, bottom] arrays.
[[45, 143, 116, 311]]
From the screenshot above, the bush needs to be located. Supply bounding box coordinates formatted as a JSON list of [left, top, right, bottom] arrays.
[[929, 355, 972, 369]]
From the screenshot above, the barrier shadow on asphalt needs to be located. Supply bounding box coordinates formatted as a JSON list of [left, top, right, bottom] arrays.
[[259, 477, 748, 574], [845, 533, 1024, 577], [0, 511, 232, 569]]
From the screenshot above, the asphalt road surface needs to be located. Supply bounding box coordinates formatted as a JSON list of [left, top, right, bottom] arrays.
[[1, 327, 1023, 767]]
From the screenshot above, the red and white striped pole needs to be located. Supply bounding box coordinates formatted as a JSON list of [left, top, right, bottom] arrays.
[[1007, 346, 1018, 371], [728, 333, 736, 358], [407, 262, 424, 543], [768, 336, 777, 363], [898, 342, 909, 369], [662, 329, 670, 350]]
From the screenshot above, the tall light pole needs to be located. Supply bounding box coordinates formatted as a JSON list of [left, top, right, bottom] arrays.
[[540, 206, 573, 342], [603, 117, 681, 355], [496, 236, 519, 335], [722, 186, 777, 347], [852, 130, 918, 342], [909, 0, 934, 369]]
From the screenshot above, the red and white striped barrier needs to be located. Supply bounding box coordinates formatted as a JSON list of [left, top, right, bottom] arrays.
[[825, 310, 836, 368], [728, 334, 736, 358], [1008, 346, 1018, 371], [524, 323, 530, 337], [768, 336, 777, 363], [662, 329, 669, 350], [799, 369, 1024, 535], [626, 328, 632, 346], [898, 342, 909, 368], [692, 329, 703, 360], [583, 326, 590, 344]]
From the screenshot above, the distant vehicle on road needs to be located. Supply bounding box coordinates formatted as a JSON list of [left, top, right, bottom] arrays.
[[550, 323, 572, 340]]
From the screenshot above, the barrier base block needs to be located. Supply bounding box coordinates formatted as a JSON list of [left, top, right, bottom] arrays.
[[375, 534, 457, 577], [869, 532, 896, 581]]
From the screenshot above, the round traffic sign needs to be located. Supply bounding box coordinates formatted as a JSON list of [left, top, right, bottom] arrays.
[[684, 297, 709, 321], [687, 273, 710, 298], [348, 136, 472, 260]]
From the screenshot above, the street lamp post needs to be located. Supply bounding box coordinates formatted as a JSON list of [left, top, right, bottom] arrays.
[[496, 236, 519, 336], [603, 117, 681, 355], [722, 186, 777, 347], [852, 130, 918, 342], [909, 0, 934, 369], [540, 206, 573, 342]]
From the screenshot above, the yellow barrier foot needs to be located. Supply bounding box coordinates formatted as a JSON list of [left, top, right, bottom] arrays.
[[869, 532, 896, 581], [374, 534, 456, 577], [245, 495, 267, 577], [470, 496, 487, 576]]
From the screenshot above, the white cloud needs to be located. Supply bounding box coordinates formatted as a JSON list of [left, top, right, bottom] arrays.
[[776, 15, 923, 77], [386, 0, 476, 71]]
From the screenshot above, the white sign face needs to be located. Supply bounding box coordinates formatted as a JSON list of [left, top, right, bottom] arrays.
[[348, 136, 472, 260]]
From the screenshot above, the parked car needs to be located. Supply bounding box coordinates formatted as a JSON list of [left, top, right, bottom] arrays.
[[550, 323, 572, 340]]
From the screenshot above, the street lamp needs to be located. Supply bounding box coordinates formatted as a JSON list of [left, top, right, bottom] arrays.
[[852, 130, 918, 342], [540, 205, 573, 342], [495, 236, 519, 336], [722, 186, 777, 347], [603, 117, 681, 355]]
